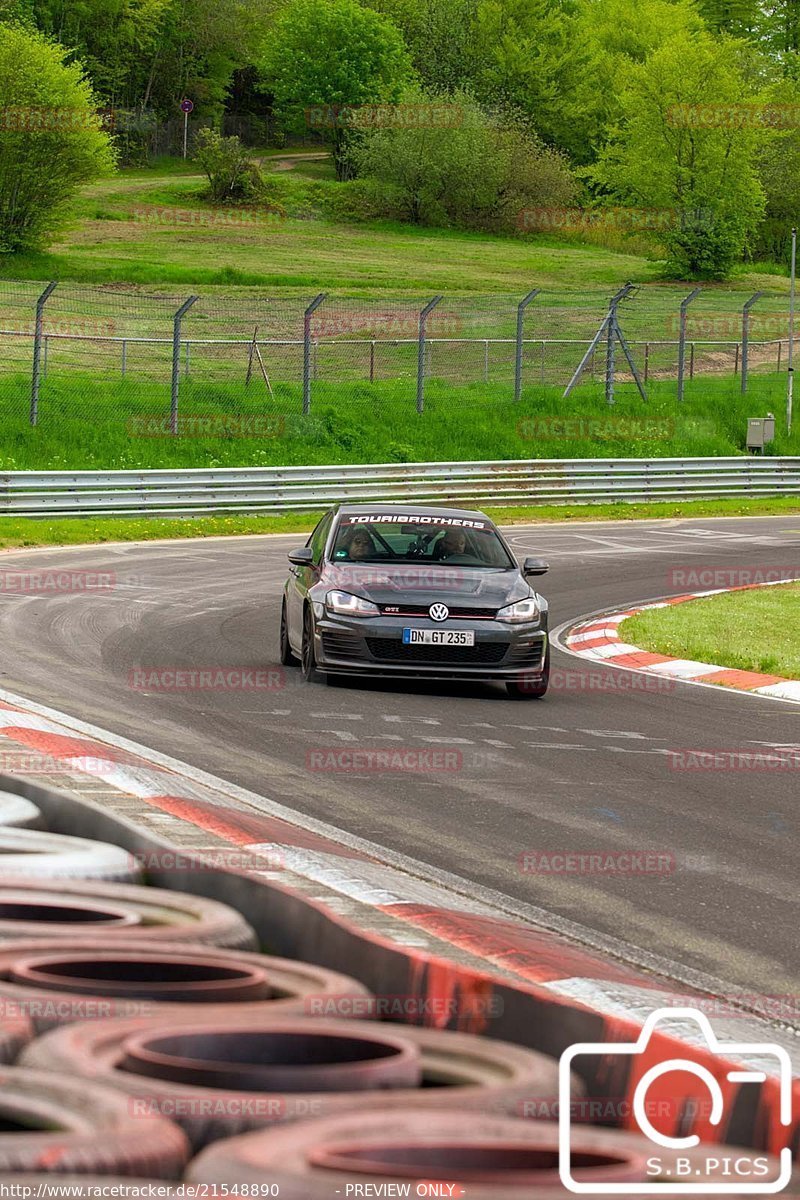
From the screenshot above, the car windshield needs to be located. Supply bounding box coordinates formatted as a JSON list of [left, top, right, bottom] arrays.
[[331, 515, 515, 569]]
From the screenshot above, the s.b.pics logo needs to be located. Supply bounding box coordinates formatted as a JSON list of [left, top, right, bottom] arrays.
[[558, 1008, 793, 1194]]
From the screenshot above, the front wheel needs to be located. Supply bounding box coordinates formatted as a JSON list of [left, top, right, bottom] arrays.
[[301, 606, 323, 683], [279, 599, 298, 666], [506, 645, 550, 700]]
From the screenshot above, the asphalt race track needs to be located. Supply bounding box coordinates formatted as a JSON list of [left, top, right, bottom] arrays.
[[0, 515, 798, 1004]]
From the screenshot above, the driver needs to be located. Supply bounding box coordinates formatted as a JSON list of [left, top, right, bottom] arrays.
[[435, 528, 467, 559], [347, 528, 375, 560]]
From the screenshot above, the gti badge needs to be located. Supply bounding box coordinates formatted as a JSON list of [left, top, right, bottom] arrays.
[[429, 603, 449, 622]]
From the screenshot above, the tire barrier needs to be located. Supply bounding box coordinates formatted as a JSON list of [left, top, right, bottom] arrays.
[[22, 1016, 568, 1149], [0, 794, 42, 830], [0, 830, 140, 883], [187, 1109, 796, 1198], [0, 1066, 189, 1177], [0, 880, 257, 949], [0, 1011, 32, 1064], [0, 939, 371, 1031]]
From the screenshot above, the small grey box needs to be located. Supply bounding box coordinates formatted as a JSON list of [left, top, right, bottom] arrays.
[[747, 418, 766, 450]]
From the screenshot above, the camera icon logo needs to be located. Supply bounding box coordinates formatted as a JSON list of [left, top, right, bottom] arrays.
[[558, 1007, 793, 1194]]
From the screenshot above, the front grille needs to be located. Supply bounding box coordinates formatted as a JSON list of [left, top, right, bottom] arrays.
[[379, 605, 498, 620], [322, 632, 368, 660], [366, 638, 509, 665]]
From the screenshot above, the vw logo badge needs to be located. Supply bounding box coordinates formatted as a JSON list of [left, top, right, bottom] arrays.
[[429, 603, 449, 622]]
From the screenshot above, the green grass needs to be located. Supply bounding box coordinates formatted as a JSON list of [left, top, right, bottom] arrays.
[[0, 160, 792, 297], [0, 370, 796, 471], [621, 583, 800, 679], [0, 496, 797, 553]]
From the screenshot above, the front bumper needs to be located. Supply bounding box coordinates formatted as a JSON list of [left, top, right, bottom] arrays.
[[314, 611, 548, 680]]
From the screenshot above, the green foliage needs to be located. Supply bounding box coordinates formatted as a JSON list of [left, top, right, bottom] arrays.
[[0, 23, 115, 253], [193, 129, 263, 203], [588, 32, 765, 278], [350, 88, 576, 231], [258, 0, 412, 179]]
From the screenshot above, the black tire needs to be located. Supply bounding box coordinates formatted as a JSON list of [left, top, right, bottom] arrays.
[[301, 605, 323, 683], [0, 793, 42, 830], [0, 1067, 189, 1177], [0, 829, 140, 883], [0, 880, 257, 950], [279, 599, 298, 666], [22, 1015, 569, 1150], [0, 938, 371, 1032], [506, 644, 550, 700]]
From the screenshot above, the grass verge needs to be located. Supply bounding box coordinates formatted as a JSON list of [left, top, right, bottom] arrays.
[[621, 582, 800, 679], [0, 495, 797, 553]]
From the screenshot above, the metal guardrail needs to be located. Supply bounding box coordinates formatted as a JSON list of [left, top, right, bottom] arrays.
[[0, 457, 798, 517]]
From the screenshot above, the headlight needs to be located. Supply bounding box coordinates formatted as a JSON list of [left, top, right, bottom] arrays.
[[497, 596, 540, 623], [325, 590, 380, 618]]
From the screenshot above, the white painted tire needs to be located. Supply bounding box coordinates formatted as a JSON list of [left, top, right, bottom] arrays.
[[0, 829, 140, 883], [0, 793, 42, 830]]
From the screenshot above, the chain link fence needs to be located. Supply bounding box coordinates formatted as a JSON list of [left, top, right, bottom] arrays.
[[0, 280, 795, 432]]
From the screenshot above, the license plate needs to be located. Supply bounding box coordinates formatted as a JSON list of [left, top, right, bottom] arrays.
[[402, 629, 475, 646]]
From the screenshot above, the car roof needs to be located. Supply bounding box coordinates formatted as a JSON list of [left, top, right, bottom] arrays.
[[333, 503, 492, 521]]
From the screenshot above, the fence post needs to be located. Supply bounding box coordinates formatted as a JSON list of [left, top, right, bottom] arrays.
[[483, 339, 489, 383], [121, 339, 127, 377], [303, 293, 326, 416], [417, 295, 442, 414], [514, 289, 540, 402], [644, 342, 649, 383], [677, 286, 701, 402], [369, 340, 375, 384], [741, 290, 764, 394], [30, 281, 57, 426], [170, 295, 198, 435]]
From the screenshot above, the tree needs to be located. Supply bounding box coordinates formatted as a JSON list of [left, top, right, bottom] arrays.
[[350, 88, 575, 231], [0, 23, 115, 253], [587, 32, 765, 278], [259, 0, 413, 179]]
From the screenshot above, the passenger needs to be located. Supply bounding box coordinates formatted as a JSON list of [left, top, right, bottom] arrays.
[[347, 528, 375, 560], [434, 528, 468, 559]]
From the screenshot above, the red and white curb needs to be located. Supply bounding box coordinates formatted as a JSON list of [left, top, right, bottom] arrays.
[[560, 580, 800, 705]]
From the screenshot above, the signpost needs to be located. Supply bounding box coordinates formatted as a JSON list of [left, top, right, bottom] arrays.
[[180, 98, 194, 159]]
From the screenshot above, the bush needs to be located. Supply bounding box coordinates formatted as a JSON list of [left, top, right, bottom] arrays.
[[193, 129, 263, 203], [0, 24, 115, 253], [348, 89, 575, 232]]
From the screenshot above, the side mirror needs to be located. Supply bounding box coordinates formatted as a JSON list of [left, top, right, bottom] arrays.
[[288, 547, 314, 567], [523, 557, 549, 577]]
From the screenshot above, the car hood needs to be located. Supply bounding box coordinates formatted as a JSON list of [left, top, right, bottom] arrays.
[[318, 562, 532, 608]]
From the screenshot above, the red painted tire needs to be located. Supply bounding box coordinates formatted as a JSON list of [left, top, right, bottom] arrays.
[[0, 879, 256, 949], [187, 1109, 795, 1197], [22, 1015, 567, 1149], [0, 1066, 189, 1177], [0, 793, 42, 830], [0, 1012, 31, 1063], [0, 830, 140, 882], [0, 938, 371, 1031]]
